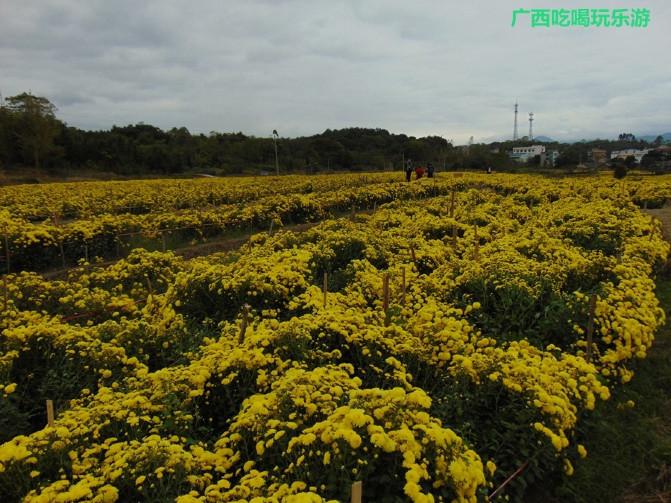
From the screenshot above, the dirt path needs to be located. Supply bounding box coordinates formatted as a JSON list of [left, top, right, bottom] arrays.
[[644, 206, 671, 241], [40, 211, 373, 280], [173, 220, 321, 259]]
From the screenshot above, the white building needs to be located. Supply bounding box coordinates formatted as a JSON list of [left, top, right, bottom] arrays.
[[610, 149, 651, 164], [510, 145, 546, 163], [540, 150, 560, 167]]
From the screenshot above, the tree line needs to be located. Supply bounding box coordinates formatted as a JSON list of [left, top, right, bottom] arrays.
[[1, 92, 668, 176], [0, 93, 460, 175]]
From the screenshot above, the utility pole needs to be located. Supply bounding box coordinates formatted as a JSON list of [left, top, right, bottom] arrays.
[[528, 113, 534, 141], [272, 129, 279, 176], [513, 101, 519, 140]]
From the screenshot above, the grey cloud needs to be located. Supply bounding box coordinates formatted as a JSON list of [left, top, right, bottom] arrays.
[[1, 0, 669, 144]]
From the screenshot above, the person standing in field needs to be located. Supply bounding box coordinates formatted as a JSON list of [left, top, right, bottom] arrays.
[[415, 165, 425, 180], [405, 159, 413, 182], [427, 162, 435, 178]]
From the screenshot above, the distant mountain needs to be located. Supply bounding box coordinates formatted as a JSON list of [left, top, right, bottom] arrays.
[[533, 136, 555, 142], [638, 132, 671, 143]]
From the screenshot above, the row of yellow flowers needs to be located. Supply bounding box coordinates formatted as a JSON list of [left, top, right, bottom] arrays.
[[0, 173, 397, 221], [2, 172, 670, 274], [0, 173, 668, 501], [0, 177, 457, 273]]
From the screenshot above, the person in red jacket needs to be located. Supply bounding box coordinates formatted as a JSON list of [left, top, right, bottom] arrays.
[[415, 165, 425, 180]]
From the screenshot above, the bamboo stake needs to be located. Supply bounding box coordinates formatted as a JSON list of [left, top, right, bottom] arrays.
[[409, 244, 418, 270], [323, 272, 328, 308], [46, 400, 55, 427], [586, 294, 597, 363], [2, 274, 7, 312], [84, 243, 89, 263], [489, 460, 530, 500], [4, 233, 10, 274], [401, 266, 406, 306], [59, 238, 66, 268], [351, 481, 362, 503], [52, 214, 66, 268], [238, 304, 250, 345], [449, 187, 456, 217], [383, 273, 390, 326], [269, 220, 274, 235]]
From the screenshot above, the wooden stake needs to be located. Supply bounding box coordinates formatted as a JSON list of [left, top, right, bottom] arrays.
[[452, 224, 457, 247], [586, 294, 597, 363], [449, 187, 456, 218], [401, 266, 406, 306], [489, 460, 530, 500], [46, 400, 55, 427], [2, 274, 7, 312], [59, 238, 66, 268], [382, 273, 390, 326], [269, 220, 274, 235], [351, 204, 356, 217], [4, 233, 10, 274], [52, 214, 66, 268], [409, 244, 418, 270], [146, 276, 154, 295], [238, 304, 250, 345], [643, 200, 648, 210], [323, 271, 328, 308], [84, 243, 89, 263], [351, 481, 362, 503]]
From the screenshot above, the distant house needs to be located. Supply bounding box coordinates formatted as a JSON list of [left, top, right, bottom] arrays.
[[610, 148, 652, 164], [539, 150, 560, 167], [510, 145, 545, 163], [590, 149, 608, 166]]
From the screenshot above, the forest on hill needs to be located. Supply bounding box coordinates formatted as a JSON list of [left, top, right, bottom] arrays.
[[0, 92, 665, 177]]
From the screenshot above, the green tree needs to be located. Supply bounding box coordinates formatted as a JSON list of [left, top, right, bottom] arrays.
[[613, 162, 628, 179], [527, 154, 541, 167], [4, 93, 61, 169]]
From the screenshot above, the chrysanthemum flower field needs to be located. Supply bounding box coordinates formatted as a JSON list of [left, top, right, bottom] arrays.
[[1, 173, 669, 502]]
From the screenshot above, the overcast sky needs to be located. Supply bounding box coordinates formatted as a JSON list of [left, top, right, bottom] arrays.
[[1, 0, 669, 144]]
